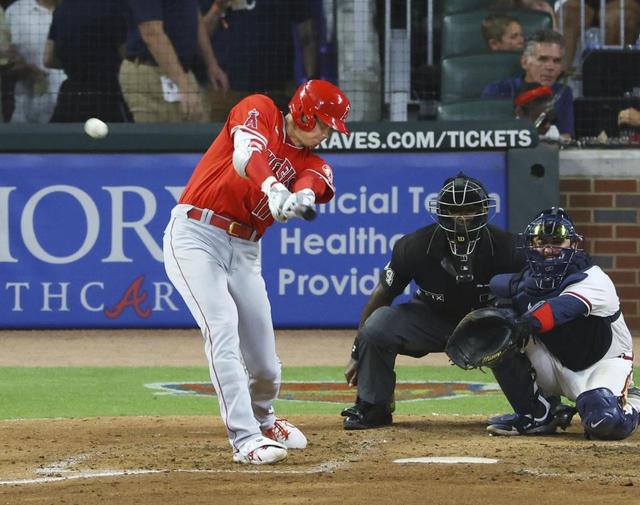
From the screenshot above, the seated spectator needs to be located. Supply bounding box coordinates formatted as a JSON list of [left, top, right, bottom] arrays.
[[198, 0, 318, 122], [514, 81, 561, 140], [482, 29, 574, 138], [559, 0, 640, 71], [618, 107, 640, 127], [491, 0, 558, 30], [482, 13, 525, 51], [5, 0, 66, 123], [44, 0, 132, 122]]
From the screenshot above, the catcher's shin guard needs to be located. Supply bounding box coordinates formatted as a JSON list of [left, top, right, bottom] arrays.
[[576, 387, 640, 441], [491, 352, 547, 417]]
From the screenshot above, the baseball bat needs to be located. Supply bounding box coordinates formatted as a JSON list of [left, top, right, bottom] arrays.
[[300, 205, 317, 221]]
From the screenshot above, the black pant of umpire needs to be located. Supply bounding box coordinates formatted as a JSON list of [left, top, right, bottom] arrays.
[[356, 299, 457, 406]]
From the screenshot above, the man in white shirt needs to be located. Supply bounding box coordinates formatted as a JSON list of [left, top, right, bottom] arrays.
[[5, 0, 65, 123]]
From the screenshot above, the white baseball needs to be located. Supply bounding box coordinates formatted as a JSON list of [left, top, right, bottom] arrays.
[[84, 118, 109, 139]]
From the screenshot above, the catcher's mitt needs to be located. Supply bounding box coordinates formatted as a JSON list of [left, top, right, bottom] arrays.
[[445, 307, 528, 370]]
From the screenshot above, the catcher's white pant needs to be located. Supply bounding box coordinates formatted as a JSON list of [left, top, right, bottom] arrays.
[[526, 316, 634, 402], [163, 204, 280, 451]]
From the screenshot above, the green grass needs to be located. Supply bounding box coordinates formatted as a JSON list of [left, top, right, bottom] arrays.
[[0, 366, 635, 420]]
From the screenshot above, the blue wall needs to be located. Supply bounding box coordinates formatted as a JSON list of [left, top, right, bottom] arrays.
[[0, 151, 506, 328]]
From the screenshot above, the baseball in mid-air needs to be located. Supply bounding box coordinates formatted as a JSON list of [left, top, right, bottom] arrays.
[[84, 117, 109, 139]]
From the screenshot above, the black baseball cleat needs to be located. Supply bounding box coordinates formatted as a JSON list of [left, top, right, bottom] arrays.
[[487, 404, 577, 436], [486, 400, 576, 426], [485, 412, 519, 426], [342, 401, 392, 430]]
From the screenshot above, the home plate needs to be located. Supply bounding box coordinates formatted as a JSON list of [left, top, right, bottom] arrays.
[[394, 456, 499, 464]]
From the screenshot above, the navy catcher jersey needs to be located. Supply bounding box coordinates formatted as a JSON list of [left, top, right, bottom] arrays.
[[509, 265, 631, 371]]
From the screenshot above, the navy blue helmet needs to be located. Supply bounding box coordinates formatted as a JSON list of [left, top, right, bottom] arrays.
[[523, 207, 583, 289]]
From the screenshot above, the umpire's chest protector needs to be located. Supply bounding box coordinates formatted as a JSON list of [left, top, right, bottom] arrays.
[[410, 226, 524, 321]]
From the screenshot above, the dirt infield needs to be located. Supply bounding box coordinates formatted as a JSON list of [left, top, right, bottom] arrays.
[[1, 329, 639, 504], [1, 415, 638, 504]]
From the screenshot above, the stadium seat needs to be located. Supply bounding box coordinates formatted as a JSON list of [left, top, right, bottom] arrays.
[[442, 8, 553, 58], [437, 98, 515, 121], [440, 52, 522, 103], [442, 0, 496, 16]]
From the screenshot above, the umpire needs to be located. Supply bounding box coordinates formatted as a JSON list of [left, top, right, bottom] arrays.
[[342, 173, 525, 429]]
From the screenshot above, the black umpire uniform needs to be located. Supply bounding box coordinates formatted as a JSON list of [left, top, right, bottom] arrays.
[[342, 173, 526, 429]]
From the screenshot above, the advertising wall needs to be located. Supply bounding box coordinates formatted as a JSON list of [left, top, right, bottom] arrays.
[[0, 151, 507, 328]]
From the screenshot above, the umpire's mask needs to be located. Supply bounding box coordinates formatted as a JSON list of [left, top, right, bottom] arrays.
[[430, 173, 495, 257]]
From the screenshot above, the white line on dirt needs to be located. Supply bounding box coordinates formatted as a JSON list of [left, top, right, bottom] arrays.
[[0, 460, 349, 486]]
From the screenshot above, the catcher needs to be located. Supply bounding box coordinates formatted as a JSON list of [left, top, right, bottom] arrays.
[[341, 173, 529, 429], [448, 208, 640, 439]]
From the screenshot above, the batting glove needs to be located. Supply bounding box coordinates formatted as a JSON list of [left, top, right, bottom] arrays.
[[282, 189, 316, 220], [263, 180, 292, 223]]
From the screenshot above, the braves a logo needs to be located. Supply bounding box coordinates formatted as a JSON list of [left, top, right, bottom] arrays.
[[104, 275, 151, 319], [244, 108, 259, 129]]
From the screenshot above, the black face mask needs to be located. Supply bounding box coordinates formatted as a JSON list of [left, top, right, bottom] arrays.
[[433, 175, 492, 257]]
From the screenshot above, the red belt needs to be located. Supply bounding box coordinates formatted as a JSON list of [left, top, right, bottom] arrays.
[[186, 208, 260, 242]]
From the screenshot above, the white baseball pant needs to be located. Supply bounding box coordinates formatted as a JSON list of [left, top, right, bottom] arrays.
[[526, 318, 634, 402], [163, 204, 281, 451]]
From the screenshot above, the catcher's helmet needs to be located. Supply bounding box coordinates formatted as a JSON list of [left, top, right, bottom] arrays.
[[289, 80, 350, 134], [523, 207, 583, 289], [430, 172, 495, 256]]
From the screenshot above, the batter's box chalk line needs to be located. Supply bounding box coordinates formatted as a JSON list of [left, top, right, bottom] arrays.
[[0, 455, 352, 486]]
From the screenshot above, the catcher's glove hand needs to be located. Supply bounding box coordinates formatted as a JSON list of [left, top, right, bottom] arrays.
[[445, 307, 530, 370]]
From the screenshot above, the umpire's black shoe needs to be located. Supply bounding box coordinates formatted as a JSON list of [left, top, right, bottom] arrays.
[[342, 401, 392, 430]]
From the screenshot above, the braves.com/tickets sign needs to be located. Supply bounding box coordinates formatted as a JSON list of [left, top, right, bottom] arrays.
[[0, 152, 507, 328]]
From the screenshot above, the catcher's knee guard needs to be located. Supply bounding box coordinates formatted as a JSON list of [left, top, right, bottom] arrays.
[[576, 387, 640, 440]]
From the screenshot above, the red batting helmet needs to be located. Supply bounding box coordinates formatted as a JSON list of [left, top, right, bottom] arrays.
[[288, 80, 350, 134]]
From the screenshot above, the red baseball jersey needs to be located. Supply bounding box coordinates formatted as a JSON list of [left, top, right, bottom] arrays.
[[180, 94, 335, 237]]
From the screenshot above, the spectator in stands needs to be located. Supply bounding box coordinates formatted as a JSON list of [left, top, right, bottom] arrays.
[[482, 13, 525, 51], [514, 81, 561, 140], [44, 0, 131, 122], [5, 0, 65, 123], [0, 5, 9, 122], [482, 29, 574, 138], [491, 0, 558, 30], [560, 0, 640, 71], [120, 0, 228, 122], [618, 107, 640, 127], [198, 0, 318, 122]]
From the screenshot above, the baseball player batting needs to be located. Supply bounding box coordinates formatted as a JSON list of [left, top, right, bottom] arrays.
[[163, 80, 351, 464]]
